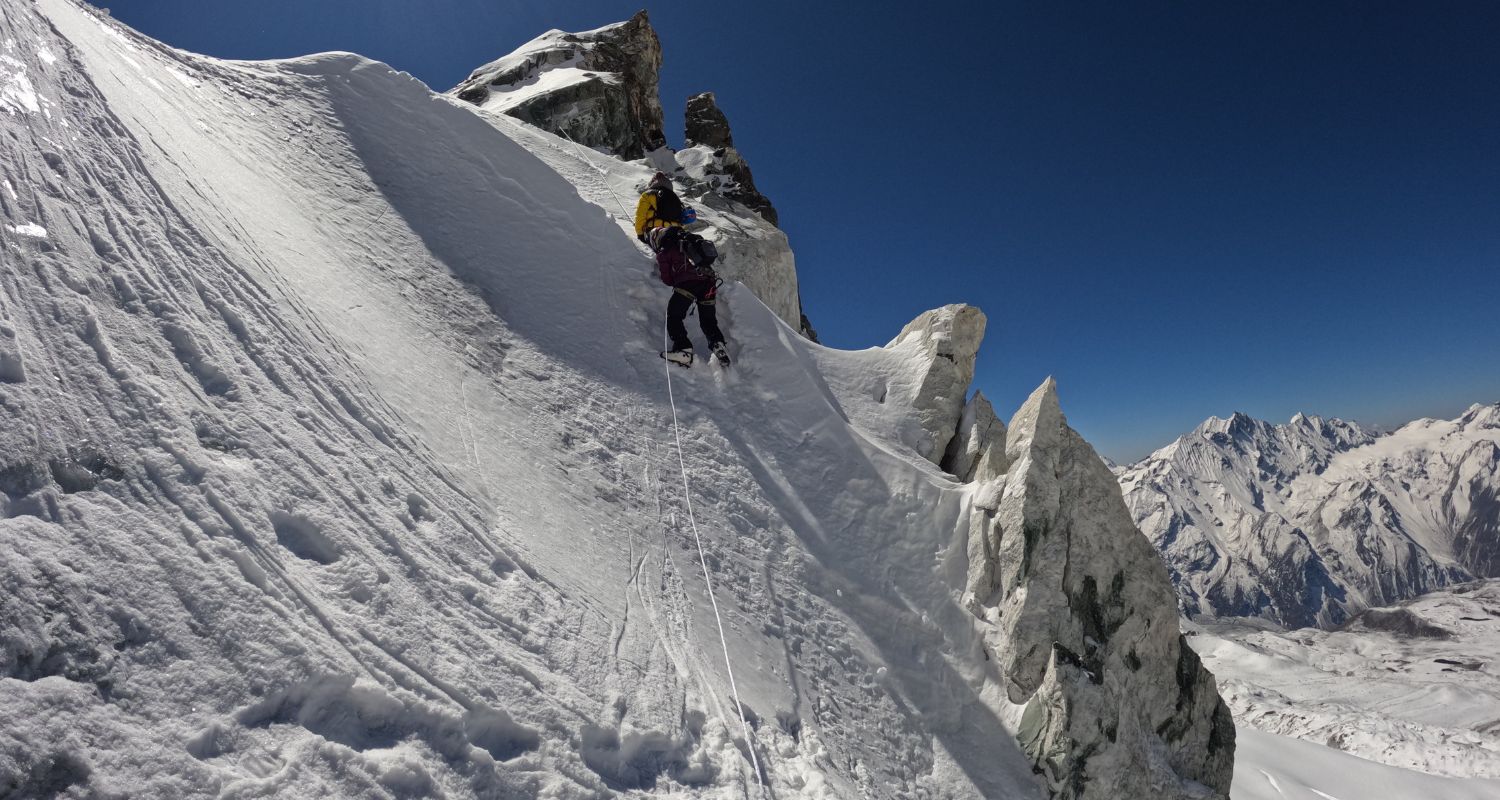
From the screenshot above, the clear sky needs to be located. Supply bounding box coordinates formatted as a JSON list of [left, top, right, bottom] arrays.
[[89, 0, 1500, 462]]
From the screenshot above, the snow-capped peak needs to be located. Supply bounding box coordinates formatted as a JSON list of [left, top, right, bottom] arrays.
[[451, 10, 664, 159], [1121, 405, 1500, 628], [1459, 402, 1500, 430]]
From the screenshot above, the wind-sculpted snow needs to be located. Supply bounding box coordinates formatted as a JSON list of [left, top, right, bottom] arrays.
[[1230, 727, 1500, 800], [1, 2, 1227, 798], [1121, 408, 1500, 628]]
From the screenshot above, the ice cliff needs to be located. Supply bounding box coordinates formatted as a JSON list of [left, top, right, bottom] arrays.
[[0, 2, 1231, 798]]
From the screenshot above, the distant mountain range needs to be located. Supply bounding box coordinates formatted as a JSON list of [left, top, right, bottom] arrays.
[[1119, 405, 1500, 629]]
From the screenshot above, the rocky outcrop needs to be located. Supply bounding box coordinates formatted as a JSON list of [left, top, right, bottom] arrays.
[[963, 380, 1235, 800], [683, 90, 731, 148], [454, 14, 812, 337], [1119, 406, 1500, 628], [680, 92, 778, 226], [670, 92, 796, 327], [451, 11, 666, 159]]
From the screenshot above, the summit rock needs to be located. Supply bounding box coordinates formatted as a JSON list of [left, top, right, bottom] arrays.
[[680, 92, 778, 226], [451, 11, 666, 159]]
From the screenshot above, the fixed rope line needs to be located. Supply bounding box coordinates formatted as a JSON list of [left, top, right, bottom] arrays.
[[559, 128, 765, 792], [662, 318, 766, 794], [558, 129, 637, 227]]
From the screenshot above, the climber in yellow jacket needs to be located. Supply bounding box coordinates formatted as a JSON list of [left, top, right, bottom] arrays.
[[634, 171, 685, 240]]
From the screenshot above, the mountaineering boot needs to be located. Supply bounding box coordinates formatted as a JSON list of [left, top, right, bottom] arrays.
[[711, 342, 731, 367], [661, 348, 694, 368]]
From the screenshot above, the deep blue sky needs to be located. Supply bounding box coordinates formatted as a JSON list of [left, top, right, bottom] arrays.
[[91, 0, 1500, 461]]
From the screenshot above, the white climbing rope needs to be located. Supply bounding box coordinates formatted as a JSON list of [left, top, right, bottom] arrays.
[[557, 129, 766, 793], [558, 129, 638, 227], [663, 317, 766, 794]]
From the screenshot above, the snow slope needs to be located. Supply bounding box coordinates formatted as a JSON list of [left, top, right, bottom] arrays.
[[1121, 407, 1500, 628], [0, 2, 1230, 798]]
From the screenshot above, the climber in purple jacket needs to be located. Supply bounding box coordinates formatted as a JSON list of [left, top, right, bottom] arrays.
[[647, 225, 728, 367]]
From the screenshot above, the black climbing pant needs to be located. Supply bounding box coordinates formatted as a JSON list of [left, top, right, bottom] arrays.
[[666, 280, 723, 352]]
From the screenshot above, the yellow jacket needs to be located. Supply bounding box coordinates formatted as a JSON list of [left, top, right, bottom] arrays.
[[635, 190, 683, 237]]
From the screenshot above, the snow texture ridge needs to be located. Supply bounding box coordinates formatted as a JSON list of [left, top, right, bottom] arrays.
[[1, 2, 1229, 798], [1120, 406, 1500, 628]]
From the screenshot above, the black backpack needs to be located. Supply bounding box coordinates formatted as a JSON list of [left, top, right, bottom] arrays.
[[649, 187, 684, 225], [684, 234, 718, 271], [654, 227, 718, 273]]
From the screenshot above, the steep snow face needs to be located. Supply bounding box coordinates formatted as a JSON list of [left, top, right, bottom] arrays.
[[0, 3, 649, 796], [1192, 580, 1500, 788], [451, 10, 665, 159], [0, 2, 1226, 798], [1120, 407, 1500, 628]]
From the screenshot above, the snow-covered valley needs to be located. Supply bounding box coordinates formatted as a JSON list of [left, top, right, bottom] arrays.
[[1117, 405, 1500, 798], [1197, 581, 1500, 798]]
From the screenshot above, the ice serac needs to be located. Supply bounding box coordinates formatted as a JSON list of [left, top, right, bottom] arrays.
[[941, 391, 1007, 483], [962, 379, 1235, 799], [1120, 405, 1500, 628], [885, 304, 985, 464], [451, 10, 665, 159]]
